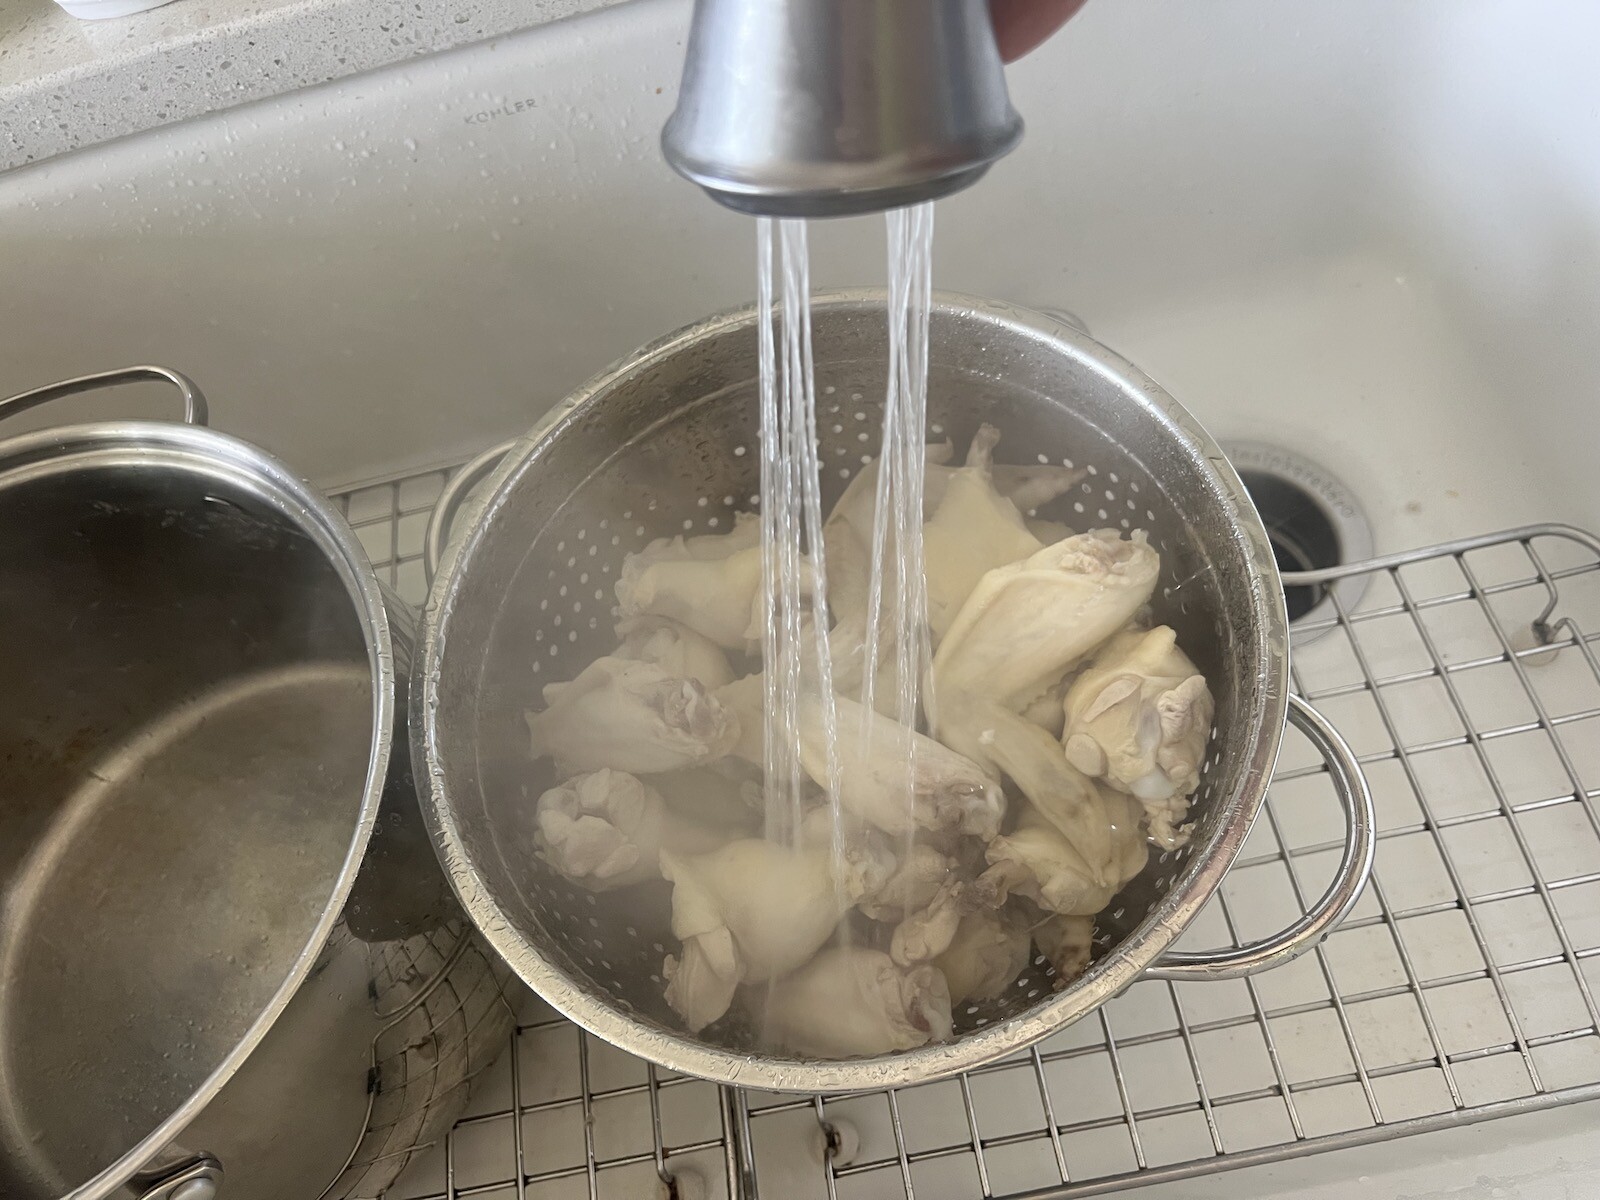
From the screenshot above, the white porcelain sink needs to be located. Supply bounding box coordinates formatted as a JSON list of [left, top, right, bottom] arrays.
[[3, 0, 1597, 543], [4, 2, 1598, 1197]]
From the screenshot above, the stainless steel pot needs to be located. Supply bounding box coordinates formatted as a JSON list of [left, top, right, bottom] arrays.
[[415, 294, 1377, 1092], [0, 369, 511, 1199]]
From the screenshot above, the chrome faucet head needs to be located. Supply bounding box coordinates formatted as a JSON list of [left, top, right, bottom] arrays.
[[661, 0, 1023, 218]]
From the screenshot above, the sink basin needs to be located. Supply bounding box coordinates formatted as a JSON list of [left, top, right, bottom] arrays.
[[3, 2, 1598, 1198], [2, 0, 1596, 546]]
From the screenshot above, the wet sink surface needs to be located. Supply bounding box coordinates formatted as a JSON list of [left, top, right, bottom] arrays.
[[0, 0, 1595, 538]]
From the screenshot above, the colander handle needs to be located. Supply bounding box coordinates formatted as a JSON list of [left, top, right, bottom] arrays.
[[424, 440, 516, 579], [0, 365, 208, 426], [1143, 694, 1376, 981]]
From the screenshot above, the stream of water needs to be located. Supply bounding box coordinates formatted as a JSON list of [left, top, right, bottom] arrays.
[[756, 205, 937, 872]]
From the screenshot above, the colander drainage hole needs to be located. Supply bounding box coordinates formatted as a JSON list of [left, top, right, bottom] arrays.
[[1223, 442, 1373, 634]]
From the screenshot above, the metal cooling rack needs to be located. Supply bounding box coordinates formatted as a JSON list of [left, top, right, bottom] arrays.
[[338, 462, 1600, 1200], [322, 923, 519, 1199]]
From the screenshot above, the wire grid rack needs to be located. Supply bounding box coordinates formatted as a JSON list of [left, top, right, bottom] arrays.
[[334, 462, 1600, 1200], [321, 922, 519, 1199]]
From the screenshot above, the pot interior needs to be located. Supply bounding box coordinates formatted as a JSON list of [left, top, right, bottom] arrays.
[[0, 438, 378, 1196]]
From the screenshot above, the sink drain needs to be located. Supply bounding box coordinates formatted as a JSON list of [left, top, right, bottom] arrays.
[[1222, 442, 1372, 639]]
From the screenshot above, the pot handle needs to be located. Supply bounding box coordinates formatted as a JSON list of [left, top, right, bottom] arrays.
[[423, 439, 515, 578], [1143, 694, 1376, 981], [129, 1151, 224, 1200], [0, 365, 208, 427]]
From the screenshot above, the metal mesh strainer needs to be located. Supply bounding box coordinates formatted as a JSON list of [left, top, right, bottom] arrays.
[[414, 292, 1374, 1092]]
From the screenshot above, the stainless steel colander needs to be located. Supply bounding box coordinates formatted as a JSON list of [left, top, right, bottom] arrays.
[[414, 292, 1375, 1092]]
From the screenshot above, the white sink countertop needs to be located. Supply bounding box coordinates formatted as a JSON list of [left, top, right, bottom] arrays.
[[0, 0, 615, 170]]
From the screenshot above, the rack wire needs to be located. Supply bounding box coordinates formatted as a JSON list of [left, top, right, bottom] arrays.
[[322, 923, 519, 1200], [337, 462, 1600, 1200]]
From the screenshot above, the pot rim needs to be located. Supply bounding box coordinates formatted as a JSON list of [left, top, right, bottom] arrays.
[[415, 290, 1290, 1092], [0, 419, 396, 1199]]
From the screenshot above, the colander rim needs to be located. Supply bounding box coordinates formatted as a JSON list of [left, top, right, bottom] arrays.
[[414, 289, 1290, 1092]]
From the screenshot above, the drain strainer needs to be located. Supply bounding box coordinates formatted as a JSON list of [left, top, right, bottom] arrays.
[[1222, 441, 1372, 640]]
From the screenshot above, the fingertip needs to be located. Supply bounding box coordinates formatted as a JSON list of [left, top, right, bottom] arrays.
[[990, 0, 1090, 63]]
